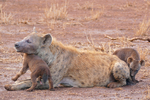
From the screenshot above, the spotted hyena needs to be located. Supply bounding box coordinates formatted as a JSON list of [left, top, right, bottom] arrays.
[[5, 32, 131, 91], [11, 54, 54, 92], [113, 48, 145, 83]]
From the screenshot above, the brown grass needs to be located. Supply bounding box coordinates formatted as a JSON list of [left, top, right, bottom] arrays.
[[0, 4, 14, 24], [143, 86, 150, 100], [91, 10, 103, 20], [76, 2, 93, 10], [44, 3, 68, 21], [84, 33, 114, 54], [42, 2, 68, 29], [84, 8, 104, 21], [62, 21, 83, 29], [137, 47, 149, 61], [136, 17, 150, 36]]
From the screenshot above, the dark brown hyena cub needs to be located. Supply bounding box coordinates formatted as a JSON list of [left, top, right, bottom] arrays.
[[113, 48, 145, 83], [12, 54, 54, 92]]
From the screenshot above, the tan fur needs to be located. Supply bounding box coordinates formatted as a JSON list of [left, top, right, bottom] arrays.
[[5, 33, 131, 91], [113, 48, 145, 83], [11, 54, 54, 91]]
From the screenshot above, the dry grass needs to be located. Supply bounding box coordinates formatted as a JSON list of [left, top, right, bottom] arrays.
[[137, 47, 149, 61], [44, 3, 67, 21], [76, 2, 104, 21], [136, 17, 150, 36], [84, 32, 115, 54], [0, 4, 14, 24], [42, 2, 68, 29], [62, 21, 83, 29], [76, 2, 93, 10], [91, 10, 103, 20], [84, 7, 104, 21], [143, 86, 150, 100], [124, 1, 136, 7]]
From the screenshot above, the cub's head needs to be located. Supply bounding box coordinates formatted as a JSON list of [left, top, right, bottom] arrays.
[[14, 32, 52, 54], [127, 57, 145, 77]]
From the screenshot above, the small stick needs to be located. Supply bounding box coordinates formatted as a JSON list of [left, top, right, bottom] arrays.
[[104, 35, 150, 42]]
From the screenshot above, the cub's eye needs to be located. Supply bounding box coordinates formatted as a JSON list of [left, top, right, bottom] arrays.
[[26, 39, 31, 43]]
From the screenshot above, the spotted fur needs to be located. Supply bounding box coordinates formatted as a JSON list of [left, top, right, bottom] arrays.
[[5, 33, 131, 91]]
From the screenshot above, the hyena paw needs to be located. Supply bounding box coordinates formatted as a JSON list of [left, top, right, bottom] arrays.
[[107, 82, 119, 88], [50, 88, 55, 91], [26, 88, 33, 92], [4, 84, 13, 91], [11, 77, 17, 81], [133, 79, 139, 83]]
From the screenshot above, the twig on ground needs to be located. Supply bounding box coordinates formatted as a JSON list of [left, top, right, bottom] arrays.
[[104, 35, 150, 42], [128, 37, 150, 42]]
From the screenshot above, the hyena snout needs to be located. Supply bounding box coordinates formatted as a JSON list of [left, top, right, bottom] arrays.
[[130, 69, 138, 77], [15, 43, 20, 48]]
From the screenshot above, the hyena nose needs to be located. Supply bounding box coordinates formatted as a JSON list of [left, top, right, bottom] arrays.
[[15, 43, 19, 48]]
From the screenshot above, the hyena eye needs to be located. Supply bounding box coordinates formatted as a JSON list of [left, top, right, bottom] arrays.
[[26, 39, 31, 43]]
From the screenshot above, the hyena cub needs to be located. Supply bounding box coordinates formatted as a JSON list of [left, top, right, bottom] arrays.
[[12, 54, 54, 92], [113, 48, 145, 83]]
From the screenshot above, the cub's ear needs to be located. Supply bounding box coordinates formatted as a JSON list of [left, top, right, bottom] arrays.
[[42, 34, 52, 46], [140, 60, 145, 66], [127, 57, 133, 64]]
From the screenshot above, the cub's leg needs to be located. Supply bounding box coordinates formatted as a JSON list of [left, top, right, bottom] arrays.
[[12, 72, 24, 81], [48, 77, 54, 91], [107, 62, 130, 88], [131, 76, 139, 83], [12, 67, 27, 81], [26, 74, 37, 92]]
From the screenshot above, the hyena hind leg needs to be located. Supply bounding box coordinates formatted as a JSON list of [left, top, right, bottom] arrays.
[[107, 63, 130, 88]]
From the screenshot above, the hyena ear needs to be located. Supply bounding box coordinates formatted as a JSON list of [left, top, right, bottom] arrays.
[[33, 27, 37, 33], [140, 60, 145, 66], [127, 57, 133, 64], [42, 34, 52, 46]]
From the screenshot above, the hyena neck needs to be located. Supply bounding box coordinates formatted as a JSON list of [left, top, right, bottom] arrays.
[[37, 39, 78, 66], [37, 46, 55, 66]]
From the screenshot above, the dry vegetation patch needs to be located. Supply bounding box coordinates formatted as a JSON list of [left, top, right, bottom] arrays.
[[136, 17, 150, 36], [0, 4, 14, 24], [44, 4, 68, 21]]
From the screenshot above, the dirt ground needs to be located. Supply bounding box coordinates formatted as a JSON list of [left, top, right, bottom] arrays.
[[0, 0, 150, 100]]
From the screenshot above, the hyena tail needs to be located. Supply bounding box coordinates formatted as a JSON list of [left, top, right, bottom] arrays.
[[42, 73, 48, 83]]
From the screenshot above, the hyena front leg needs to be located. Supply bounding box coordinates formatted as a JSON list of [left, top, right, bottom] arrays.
[[5, 79, 32, 91], [4, 79, 50, 91]]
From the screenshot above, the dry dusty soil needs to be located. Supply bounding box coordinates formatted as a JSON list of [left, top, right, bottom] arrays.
[[0, 0, 150, 100]]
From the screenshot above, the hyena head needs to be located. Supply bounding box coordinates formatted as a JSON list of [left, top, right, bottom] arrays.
[[14, 32, 52, 54], [127, 57, 145, 78]]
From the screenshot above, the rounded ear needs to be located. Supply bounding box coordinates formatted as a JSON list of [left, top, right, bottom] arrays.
[[140, 60, 145, 66], [42, 34, 52, 46], [127, 57, 133, 64]]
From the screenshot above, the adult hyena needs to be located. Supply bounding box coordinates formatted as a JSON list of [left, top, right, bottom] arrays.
[[5, 32, 131, 91]]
